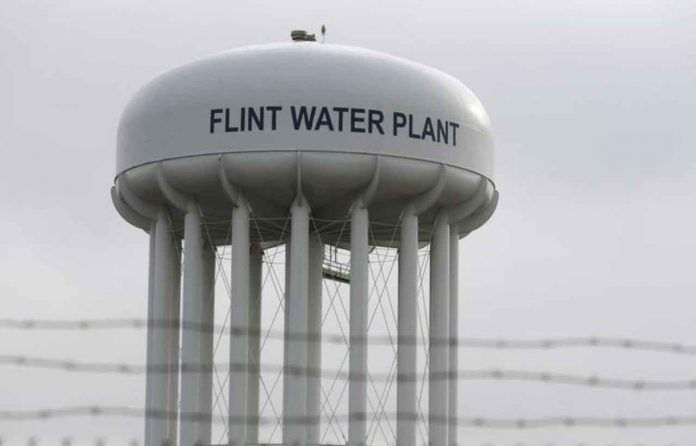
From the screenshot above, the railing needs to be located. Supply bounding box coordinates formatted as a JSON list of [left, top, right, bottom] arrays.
[[322, 246, 350, 283]]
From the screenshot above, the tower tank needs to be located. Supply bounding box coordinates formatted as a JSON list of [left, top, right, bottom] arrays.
[[112, 33, 498, 446]]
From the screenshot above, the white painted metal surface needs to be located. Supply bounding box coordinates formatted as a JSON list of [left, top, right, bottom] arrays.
[[180, 207, 205, 446], [144, 223, 157, 446], [229, 203, 250, 446], [349, 203, 369, 446], [284, 198, 310, 446], [247, 245, 263, 445], [164, 217, 181, 446], [397, 208, 418, 446], [449, 227, 459, 446], [307, 236, 324, 444], [116, 41, 495, 243], [151, 213, 174, 446], [112, 37, 498, 446], [117, 43, 492, 178], [429, 213, 450, 446], [199, 244, 216, 446]]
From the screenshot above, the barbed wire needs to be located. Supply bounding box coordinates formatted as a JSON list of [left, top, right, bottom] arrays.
[[1, 355, 696, 390], [0, 442, 694, 446], [1, 319, 695, 356], [1, 406, 696, 429], [0, 439, 130, 446], [2, 441, 694, 446]]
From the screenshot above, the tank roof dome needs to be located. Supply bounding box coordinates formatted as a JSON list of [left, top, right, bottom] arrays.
[[117, 42, 494, 180]]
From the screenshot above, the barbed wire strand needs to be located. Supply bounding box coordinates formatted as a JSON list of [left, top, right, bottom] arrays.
[[2, 356, 696, 390], [2, 406, 696, 429], [1, 319, 694, 356], [2, 440, 694, 446]]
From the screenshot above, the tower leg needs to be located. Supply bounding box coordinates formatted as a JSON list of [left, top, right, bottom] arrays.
[[229, 204, 250, 445], [283, 198, 309, 446], [145, 222, 156, 446], [307, 235, 324, 444], [166, 236, 181, 446], [180, 206, 205, 446], [199, 244, 216, 445], [397, 209, 418, 446], [448, 228, 459, 446], [247, 244, 263, 445], [429, 214, 450, 446], [349, 204, 369, 446], [148, 212, 179, 446]]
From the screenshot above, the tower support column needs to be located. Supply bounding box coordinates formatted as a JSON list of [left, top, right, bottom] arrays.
[[283, 197, 310, 446], [198, 244, 216, 446], [166, 233, 181, 446], [144, 221, 157, 446], [448, 228, 459, 446], [307, 235, 324, 444], [247, 244, 263, 445], [429, 213, 450, 446], [147, 212, 180, 446], [397, 208, 418, 446], [349, 203, 369, 446], [229, 203, 250, 445], [179, 205, 206, 446]]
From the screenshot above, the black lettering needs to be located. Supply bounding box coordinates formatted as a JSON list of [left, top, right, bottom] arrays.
[[291, 106, 317, 130], [351, 108, 366, 133], [436, 119, 448, 144], [421, 117, 435, 141], [212, 106, 453, 145], [408, 114, 421, 139], [393, 112, 407, 136], [333, 107, 349, 131], [267, 106, 282, 130], [248, 107, 264, 131], [450, 122, 459, 146], [368, 109, 384, 135], [314, 106, 334, 131], [225, 108, 238, 132], [210, 109, 223, 134]]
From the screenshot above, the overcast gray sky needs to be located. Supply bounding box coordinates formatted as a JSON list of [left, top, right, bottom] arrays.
[[1, 0, 696, 445]]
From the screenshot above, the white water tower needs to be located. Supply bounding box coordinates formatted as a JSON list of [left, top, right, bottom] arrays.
[[112, 30, 497, 446]]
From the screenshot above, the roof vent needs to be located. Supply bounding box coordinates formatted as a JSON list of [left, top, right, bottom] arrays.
[[290, 29, 316, 42]]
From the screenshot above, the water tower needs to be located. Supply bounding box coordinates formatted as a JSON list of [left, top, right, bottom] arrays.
[[112, 31, 497, 446]]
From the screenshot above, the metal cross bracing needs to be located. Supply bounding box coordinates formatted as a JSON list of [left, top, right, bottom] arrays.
[[203, 213, 293, 445], [242, 216, 292, 444], [415, 246, 431, 446], [363, 222, 401, 446], [311, 215, 402, 446], [109, 174, 488, 446], [192, 209, 441, 446], [313, 216, 350, 445]]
